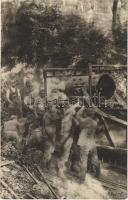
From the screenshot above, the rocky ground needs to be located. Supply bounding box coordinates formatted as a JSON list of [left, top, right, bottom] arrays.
[[0, 142, 127, 199]]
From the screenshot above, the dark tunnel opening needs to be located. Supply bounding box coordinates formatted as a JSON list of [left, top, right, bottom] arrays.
[[65, 74, 116, 101], [96, 74, 116, 99]]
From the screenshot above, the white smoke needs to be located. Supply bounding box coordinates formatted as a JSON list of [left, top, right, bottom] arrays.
[[52, 174, 108, 199]]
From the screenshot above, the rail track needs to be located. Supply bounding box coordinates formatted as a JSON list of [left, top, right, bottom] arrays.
[[97, 175, 127, 191], [1, 161, 60, 199], [1, 161, 127, 199]]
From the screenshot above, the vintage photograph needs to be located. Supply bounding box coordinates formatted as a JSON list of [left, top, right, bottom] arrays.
[[0, 0, 127, 199]]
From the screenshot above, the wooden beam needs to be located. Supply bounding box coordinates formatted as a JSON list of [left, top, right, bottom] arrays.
[[43, 71, 47, 100], [114, 91, 126, 107], [100, 116, 115, 147], [96, 108, 127, 126], [0, 161, 15, 167], [43, 68, 88, 72], [26, 193, 37, 199], [0, 179, 18, 199], [83, 89, 127, 126], [36, 166, 59, 199], [82, 89, 127, 146], [89, 64, 92, 105], [23, 165, 39, 184]]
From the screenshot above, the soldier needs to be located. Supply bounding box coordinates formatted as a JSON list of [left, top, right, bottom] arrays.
[[21, 113, 35, 153], [26, 120, 44, 150], [75, 106, 100, 183], [52, 104, 80, 178], [34, 88, 45, 126], [23, 84, 35, 114], [6, 81, 22, 117], [4, 115, 22, 150], [43, 104, 62, 169]]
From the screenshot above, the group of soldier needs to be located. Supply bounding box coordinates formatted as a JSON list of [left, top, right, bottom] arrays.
[[3, 80, 100, 183]]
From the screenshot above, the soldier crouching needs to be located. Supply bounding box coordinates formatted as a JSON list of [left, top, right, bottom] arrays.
[[4, 115, 22, 150]]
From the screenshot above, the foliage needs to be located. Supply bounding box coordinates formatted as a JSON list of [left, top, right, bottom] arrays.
[[112, 22, 127, 64], [2, 1, 112, 69]]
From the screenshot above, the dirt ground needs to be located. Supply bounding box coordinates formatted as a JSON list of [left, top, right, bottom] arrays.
[[0, 142, 127, 199]]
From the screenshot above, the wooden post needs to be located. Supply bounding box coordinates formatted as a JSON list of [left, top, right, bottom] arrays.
[[112, 0, 119, 31], [43, 71, 47, 97], [43, 70, 47, 109], [89, 64, 92, 106]]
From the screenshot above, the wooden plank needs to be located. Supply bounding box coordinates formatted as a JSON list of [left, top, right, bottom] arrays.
[[97, 145, 127, 152], [0, 179, 19, 199], [89, 64, 92, 103], [23, 165, 39, 184], [43, 65, 127, 73], [36, 165, 59, 199], [43, 68, 88, 72], [43, 71, 47, 100], [96, 108, 127, 126], [82, 89, 127, 146], [114, 91, 126, 107], [100, 116, 115, 147], [26, 193, 36, 199], [0, 161, 15, 167], [83, 89, 127, 126]]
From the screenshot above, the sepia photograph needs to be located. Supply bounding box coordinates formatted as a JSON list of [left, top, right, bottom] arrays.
[[0, 0, 127, 199]]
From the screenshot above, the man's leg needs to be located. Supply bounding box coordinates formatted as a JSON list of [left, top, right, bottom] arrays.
[[79, 146, 89, 183], [56, 137, 73, 178], [43, 139, 55, 169], [88, 147, 101, 177]]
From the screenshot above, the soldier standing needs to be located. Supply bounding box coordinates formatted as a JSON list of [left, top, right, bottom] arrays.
[[52, 104, 80, 177], [43, 104, 62, 169], [34, 88, 45, 126], [75, 106, 100, 183]]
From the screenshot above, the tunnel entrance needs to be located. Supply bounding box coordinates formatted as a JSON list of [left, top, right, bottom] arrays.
[[65, 74, 116, 100], [96, 74, 116, 99]]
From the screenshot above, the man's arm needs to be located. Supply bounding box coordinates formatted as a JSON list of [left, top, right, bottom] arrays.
[[6, 89, 13, 104], [16, 122, 21, 135], [17, 89, 22, 102], [76, 106, 85, 120], [33, 98, 39, 117]]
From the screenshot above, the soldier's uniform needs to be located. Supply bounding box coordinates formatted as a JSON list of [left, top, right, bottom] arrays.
[[6, 85, 22, 117], [76, 107, 99, 182], [34, 89, 45, 126], [52, 104, 79, 177], [43, 105, 62, 168]]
